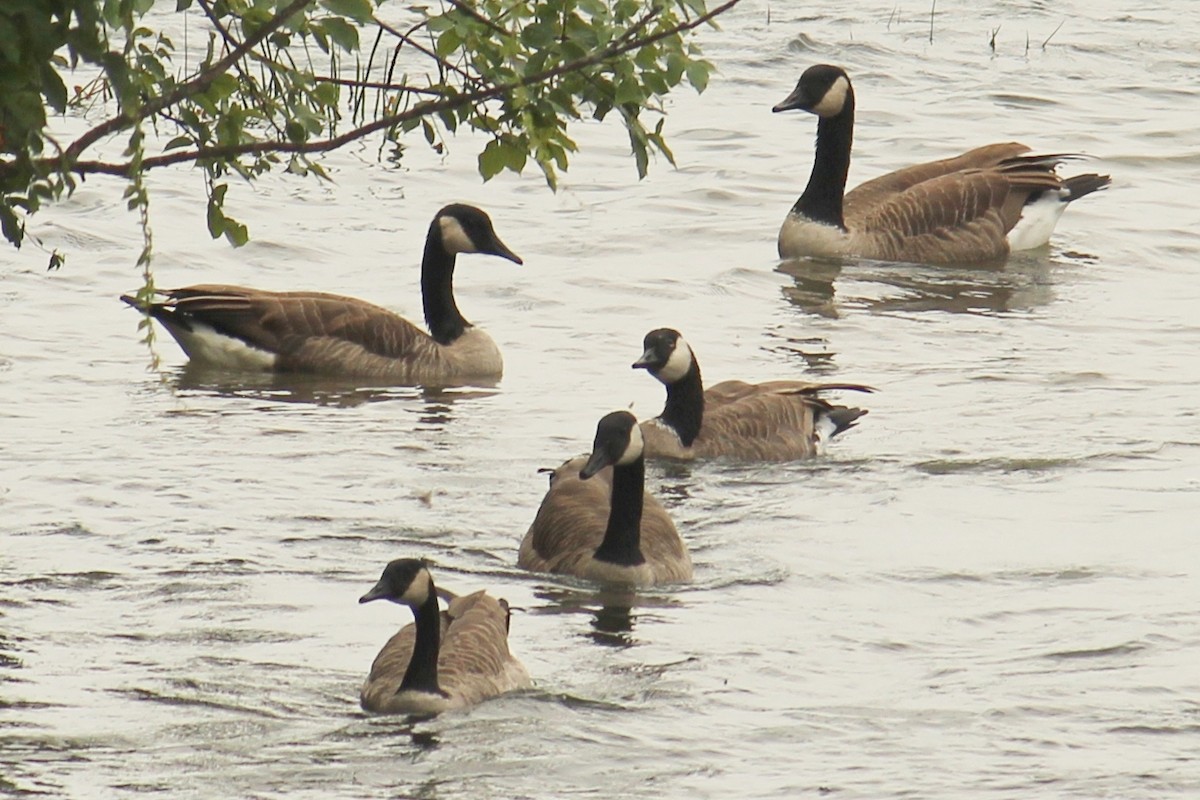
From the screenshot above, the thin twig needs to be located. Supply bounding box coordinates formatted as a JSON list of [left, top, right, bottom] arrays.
[[1041, 19, 1065, 49], [373, 15, 476, 85], [194, 0, 287, 140], [928, 0, 936, 44], [314, 75, 443, 95], [444, 0, 512, 39]]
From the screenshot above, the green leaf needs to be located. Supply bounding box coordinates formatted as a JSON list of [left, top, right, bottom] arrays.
[[686, 60, 711, 92], [0, 203, 24, 248], [206, 183, 231, 236], [313, 81, 340, 107], [206, 200, 226, 240], [222, 216, 249, 246], [521, 22, 554, 50], [614, 79, 644, 106], [320, 0, 374, 24], [478, 139, 505, 180], [101, 0, 124, 29], [502, 139, 527, 172], [320, 17, 359, 51], [207, 72, 239, 103], [164, 135, 192, 150], [39, 64, 69, 113], [285, 120, 307, 143], [435, 28, 461, 58]]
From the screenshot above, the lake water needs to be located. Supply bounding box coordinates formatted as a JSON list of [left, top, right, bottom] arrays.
[[3, 1, 1199, 797]]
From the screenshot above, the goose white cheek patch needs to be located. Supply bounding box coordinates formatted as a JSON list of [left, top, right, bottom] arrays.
[[656, 340, 694, 383], [439, 216, 476, 254], [616, 422, 645, 466], [811, 75, 850, 117], [399, 568, 432, 606]]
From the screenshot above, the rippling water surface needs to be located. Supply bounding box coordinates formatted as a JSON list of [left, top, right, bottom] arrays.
[[3, 1, 1199, 797]]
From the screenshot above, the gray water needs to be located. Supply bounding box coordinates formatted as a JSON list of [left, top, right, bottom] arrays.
[[3, 1, 1199, 797]]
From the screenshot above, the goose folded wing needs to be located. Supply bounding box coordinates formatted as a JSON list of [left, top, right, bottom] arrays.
[[521, 467, 612, 571], [437, 592, 519, 698], [844, 141, 1031, 219], [853, 167, 1056, 262], [166, 286, 431, 360], [705, 380, 873, 411]]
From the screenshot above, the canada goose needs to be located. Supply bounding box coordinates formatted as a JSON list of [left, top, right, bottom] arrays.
[[120, 204, 522, 384], [773, 64, 1111, 265], [358, 558, 531, 715], [519, 410, 692, 586], [633, 328, 873, 461]]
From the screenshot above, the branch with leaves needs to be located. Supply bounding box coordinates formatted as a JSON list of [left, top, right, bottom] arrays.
[[0, 0, 737, 257]]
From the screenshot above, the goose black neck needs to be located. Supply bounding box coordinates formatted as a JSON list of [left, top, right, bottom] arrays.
[[399, 590, 446, 696], [593, 459, 647, 567], [422, 226, 469, 345], [658, 362, 705, 448], [793, 96, 855, 229]]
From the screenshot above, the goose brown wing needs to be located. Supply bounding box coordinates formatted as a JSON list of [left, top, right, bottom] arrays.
[[844, 142, 1031, 220], [697, 391, 823, 459], [850, 160, 1062, 263], [697, 382, 874, 460], [163, 285, 431, 359], [518, 457, 612, 574], [437, 591, 529, 702], [638, 506, 692, 583], [704, 379, 872, 410]]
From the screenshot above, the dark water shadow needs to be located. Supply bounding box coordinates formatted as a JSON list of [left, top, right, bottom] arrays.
[[775, 249, 1099, 318], [169, 363, 500, 410], [529, 585, 685, 649]]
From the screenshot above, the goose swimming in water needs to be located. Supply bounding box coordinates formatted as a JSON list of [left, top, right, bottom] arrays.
[[120, 204, 522, 385], [773, 64, 1110, 265], [633, 328, 873, 461], [519, 410, 692, 586], [358, 559, 532, 715]]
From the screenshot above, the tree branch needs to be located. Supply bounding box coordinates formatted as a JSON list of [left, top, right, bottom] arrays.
[[61, 0, 313, 164], [18, 0, 741, 181]]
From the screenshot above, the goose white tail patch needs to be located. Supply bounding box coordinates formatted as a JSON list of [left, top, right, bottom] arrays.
[[812, 415, 838, 452], [167, 320, 276, 371], [1008, 189, 1070, 251], [439, 216, 476, 254]]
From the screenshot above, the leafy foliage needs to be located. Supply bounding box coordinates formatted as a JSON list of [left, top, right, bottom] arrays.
[[0, 0, 733, 261]]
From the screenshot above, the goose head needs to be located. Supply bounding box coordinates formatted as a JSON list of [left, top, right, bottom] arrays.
[[360, 558, 434, 608], [580, 410, 644, 479], [434, 204, 524, 264], [632, 327, 695, 385], [772, 64, 853, 118]]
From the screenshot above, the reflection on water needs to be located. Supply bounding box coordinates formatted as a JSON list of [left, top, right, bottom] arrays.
[[531, 585, 684, 649], [170, 363, 499, 413], [775, 251, 1091, 316], [587, 604, 636, 648]]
